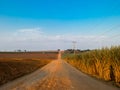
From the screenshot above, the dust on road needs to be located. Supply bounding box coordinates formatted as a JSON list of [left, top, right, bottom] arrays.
[[0, 53, 119, 90]]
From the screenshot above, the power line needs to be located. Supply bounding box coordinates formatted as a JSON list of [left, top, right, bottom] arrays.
[[99, 24, 120, 36], [108, 33, 120, 39], [72, 41, 77, 54]]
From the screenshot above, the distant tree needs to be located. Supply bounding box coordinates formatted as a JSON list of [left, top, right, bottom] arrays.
[[24, 50, 27, 52], [17, 50, 21, 52], [58, 49, 60, 51]]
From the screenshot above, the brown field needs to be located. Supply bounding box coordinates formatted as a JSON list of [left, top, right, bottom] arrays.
[[0, 51, 58, 60], [0, 52, 58, 85]]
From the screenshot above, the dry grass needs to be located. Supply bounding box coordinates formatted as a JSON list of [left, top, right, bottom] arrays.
[[0, 52, 58, 85], [62, 46, 120, 87]]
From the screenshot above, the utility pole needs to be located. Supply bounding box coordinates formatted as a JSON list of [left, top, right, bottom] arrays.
[[72, 41, 77, 55]]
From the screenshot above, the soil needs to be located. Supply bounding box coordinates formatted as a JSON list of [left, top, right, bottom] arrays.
[[0, 53, 119, 90]]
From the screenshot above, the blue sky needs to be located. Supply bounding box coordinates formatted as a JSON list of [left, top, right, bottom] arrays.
[[0, 0, 120, 50]]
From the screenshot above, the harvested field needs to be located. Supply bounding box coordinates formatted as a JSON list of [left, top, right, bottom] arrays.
[[0, 51, 58, 60], [0, 51, 58, 86]]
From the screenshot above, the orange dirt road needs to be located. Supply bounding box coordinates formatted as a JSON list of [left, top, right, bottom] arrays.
[[0, 53, 119, 90]]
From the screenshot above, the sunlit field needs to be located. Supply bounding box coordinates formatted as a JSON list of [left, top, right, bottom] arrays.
[[0, 52, 58, 85], [62, 46, 120, 87]]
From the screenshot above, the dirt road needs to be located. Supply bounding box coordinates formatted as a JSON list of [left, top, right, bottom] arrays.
[[0, 53, 119, 90]]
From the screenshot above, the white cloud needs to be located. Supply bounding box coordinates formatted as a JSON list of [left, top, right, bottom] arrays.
[[17, 28, 43, 35], [0, 28, 119, 51], [13, 28, 44, 41]]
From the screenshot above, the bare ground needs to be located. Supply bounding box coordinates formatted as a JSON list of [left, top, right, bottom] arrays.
[[0, 53, 119, 90]]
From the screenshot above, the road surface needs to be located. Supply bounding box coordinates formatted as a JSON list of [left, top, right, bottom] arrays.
[[0, 53, 119, 90]]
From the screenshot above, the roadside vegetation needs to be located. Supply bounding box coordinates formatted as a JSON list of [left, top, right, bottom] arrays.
[[62, 46, 120, 87]]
